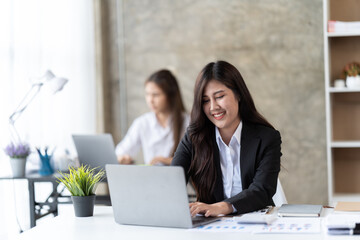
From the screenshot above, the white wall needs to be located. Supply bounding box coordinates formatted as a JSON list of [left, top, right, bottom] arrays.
[[0, 0, 97, 237]]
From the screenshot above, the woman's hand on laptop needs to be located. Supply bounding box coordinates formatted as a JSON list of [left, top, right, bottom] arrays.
[[189, 201, 233, 217], [117, 154, 134, 164]]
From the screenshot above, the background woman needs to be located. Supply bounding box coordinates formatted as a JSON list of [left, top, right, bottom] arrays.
[[116, 69, 189, 165], [172, 61, 282, 216]]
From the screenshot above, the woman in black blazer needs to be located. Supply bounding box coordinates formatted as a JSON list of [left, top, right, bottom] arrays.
[[171, 60, 282, 217]]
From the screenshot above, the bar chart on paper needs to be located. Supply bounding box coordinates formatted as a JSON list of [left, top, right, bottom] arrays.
[[191, 218, 258, 233], [191, 217, 321, 234]]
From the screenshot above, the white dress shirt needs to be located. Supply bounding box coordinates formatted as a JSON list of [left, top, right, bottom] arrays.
[[215, 121, 243, 199], [115, 112, 189, 164]]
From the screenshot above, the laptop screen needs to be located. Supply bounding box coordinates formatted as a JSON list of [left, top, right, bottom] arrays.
[[72, 134, 118, 171]]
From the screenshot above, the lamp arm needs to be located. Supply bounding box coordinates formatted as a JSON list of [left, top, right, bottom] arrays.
[[9, 83, 43, 125], [9, 122, 21, 144]]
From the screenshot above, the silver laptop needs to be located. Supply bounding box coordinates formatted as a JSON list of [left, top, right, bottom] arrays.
[[72, 134, 118, 171], [106, 164, 219, 228]]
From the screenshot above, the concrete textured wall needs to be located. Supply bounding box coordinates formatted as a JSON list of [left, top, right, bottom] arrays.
[[113, 0, 326, 204]]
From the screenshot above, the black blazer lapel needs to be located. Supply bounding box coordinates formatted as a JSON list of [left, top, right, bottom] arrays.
[[212, 122, 261, 203], [213, 136, 225, 202], [240, 123, 260, 190]]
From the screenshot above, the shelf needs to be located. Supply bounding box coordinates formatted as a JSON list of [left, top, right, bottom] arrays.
[[333, 148, 360, 194], [328, 36, 360, 82], [332, 93, 360, 140], [329, 87, 360, 93], [331, 141, 360, 148], [332, 194, 360, 204], [327, 32, 360, 37]]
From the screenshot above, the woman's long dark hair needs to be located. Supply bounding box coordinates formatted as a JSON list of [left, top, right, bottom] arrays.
[[188, 61, 273, 203], [146, 69, 186, 156]]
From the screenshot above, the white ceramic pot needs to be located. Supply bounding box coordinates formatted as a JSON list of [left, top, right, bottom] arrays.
[[334, 79, 345, 88], [346, 75, 360, 88], [10, 157, 26, 177]]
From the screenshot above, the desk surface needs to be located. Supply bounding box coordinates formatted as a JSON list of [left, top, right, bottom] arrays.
[[16, 206, 359, 240], [0, 171, 61, 180]]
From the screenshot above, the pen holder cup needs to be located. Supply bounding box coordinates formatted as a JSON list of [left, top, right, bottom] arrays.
[[38, 152, 54, 176]]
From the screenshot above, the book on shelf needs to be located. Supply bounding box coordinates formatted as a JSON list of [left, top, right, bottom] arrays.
[[277, 204, 322, 217], [328, 20, 360, 33]]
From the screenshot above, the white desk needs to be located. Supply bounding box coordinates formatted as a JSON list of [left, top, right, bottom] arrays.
[[17, 206, 358, 240]]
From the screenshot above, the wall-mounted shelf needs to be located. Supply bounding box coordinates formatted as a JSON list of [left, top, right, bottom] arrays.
[[329, 87, 360, 93], [327, 32, 360, 37], [331, 141, 360, 148]]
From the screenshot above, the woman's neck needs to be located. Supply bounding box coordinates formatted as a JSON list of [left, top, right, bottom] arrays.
[[156, 111, 170, 128], [219, 119, 241, 145]]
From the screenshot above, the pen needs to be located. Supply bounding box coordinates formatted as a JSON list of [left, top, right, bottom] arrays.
[[259, 206, 273, 214], [265, 206, 274, 214], [328, 225, 360, 236], [328, 229, 360, 235]]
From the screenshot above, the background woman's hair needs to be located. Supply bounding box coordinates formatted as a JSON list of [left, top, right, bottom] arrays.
[[188, 60, 273, 203], [146, 69, 186, 156]]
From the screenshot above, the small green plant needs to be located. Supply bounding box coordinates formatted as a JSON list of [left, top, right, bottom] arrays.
[[343, 62, 360, 77], [57, 165, 105, 197]]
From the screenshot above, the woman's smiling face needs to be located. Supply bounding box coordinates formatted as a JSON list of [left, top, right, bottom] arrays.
[[202, 79, 241, 136]]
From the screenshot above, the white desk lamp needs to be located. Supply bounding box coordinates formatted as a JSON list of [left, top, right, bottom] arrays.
[[9, 70, 68, 143]]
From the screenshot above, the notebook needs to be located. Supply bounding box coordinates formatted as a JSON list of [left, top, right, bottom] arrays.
[[105, 164, 219, 228], [334, 202, 360, 213], [72, 134, 118, 171], [278, 204, 323, 217]]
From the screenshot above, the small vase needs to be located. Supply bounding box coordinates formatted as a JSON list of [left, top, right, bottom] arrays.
[[346, 75, 360, 88], [71, 195, 96, 217], [10, 157, 26, 177], [37, 149, 54, 176]]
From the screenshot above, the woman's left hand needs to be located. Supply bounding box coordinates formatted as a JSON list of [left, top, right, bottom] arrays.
[[189, 201, 233, 217]]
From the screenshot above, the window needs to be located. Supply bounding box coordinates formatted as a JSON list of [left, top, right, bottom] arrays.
[[0, 0, 96, 235]]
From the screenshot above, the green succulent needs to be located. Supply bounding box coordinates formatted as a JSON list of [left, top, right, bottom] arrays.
[[57, 165, 105, 197], [343, 62, 360, 77]]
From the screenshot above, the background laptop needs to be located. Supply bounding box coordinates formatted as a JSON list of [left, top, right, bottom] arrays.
[[106, 164, 219, 228], [72, 134, 118, 171]]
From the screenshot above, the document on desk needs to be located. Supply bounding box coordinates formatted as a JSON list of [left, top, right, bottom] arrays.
[[253, 217, 321, 234], [190, 218, 263, 232], [190, 217, 321, 234]]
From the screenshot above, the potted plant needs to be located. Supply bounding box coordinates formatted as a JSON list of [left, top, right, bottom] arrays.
[[343, 62, 360, 88], [57, 165, 105, 217], [4, 142, 31, 177]]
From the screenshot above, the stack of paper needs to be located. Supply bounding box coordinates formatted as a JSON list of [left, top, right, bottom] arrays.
[[328, 21, 360, 33]]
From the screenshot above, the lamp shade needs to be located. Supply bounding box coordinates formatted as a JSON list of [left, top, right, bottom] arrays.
[[45, 77, 68, 94], [43, 70, 56, 81], [8, 69, 69, 143]]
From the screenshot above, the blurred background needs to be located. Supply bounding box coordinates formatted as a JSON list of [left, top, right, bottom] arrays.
[[0, 0, 326, 237]]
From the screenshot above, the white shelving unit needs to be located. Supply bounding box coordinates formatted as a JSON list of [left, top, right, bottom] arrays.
[[324, 0, 360, 205], [327, 32, 360, 37]]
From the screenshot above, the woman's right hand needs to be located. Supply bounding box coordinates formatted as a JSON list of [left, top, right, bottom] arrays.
[[117, 154, 133, 164]]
